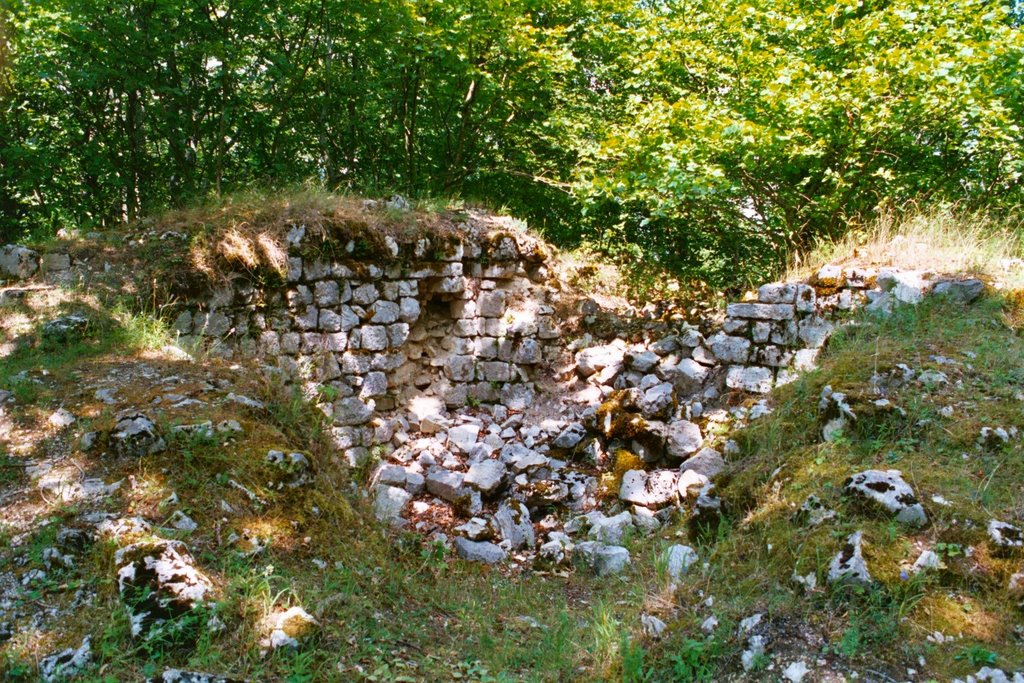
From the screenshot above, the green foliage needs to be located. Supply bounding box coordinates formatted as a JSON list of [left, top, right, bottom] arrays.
[[669, 638, 716, 682], [4, 0, 1020, 286], [956, 645, 999, 667], [0, 0, 631, 240], [576, 0, 1024, 285]]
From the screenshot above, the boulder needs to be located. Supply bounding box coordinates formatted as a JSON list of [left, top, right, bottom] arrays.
[[932, 278, 985, 304], [447, 424, 481, 453], [115, 540, 214, 639], [619, 469, 679, 508], [464, 459, 506, 496], [665, 420, 702, 459], [425, 468, 466, 502], [844, 469, 927, 526], [575, 343, 625, 378], [828, 531, 871, 585], [587, 511, 634, 544], [260, 606, 318, 650], [0, 244, 39, 279], [454, 537, 506, 564], [660, 358, 709, 396], [111, 411, 166, 458], [374, 485, 412, 525], [575, 541, 631, 576], [493, 501, 535, 549], [552, 422, 587, 449], [679, 448, 725, 479], [638, 382, 674, 419], [878, 269, 926, 304]]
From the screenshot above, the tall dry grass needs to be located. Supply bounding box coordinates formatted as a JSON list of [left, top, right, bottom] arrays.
[[786, 207, 1024, 287]]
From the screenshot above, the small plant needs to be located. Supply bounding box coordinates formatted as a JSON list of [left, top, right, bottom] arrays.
[[934, 542, 964, 559], [670, 638, 715, 682], [955, 645, 998, 667], [620, 634, 652, 683]]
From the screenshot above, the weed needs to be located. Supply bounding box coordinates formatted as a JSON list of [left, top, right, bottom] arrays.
[[669, 638, 716, 682], [956, 645, 998, 667]]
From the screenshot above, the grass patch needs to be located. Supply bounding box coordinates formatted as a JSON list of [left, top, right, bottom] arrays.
[[696, 294, 1024, 678], [787, 206, 1024, 288]]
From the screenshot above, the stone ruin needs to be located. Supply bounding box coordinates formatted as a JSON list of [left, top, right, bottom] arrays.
[[1, 217, 989, 571]]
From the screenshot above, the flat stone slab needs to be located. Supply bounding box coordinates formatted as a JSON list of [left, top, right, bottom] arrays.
[[725, 302, 795, 320]]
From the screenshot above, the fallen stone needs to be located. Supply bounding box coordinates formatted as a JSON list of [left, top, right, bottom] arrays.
[[933, 278, 985, 304], [588, 511, 634, 545], [665, 420, 702, 459], [454, 537, 506, 564], [493, 501, 535, 549], [552, 422, 587, 449], [260, 606, 318, 650], [115, 540, 214, 639], [619, 469, 678, 508], [447, 424, 481, 452], [574, 541, 631, 576], [828, 531, 871, 585], [111, 411, 166, 458], [575, 343, 625, 378], [844, 469, 927, 525], [665, 544, 698, 582], [425, 468, 466, 502], [464, 459, 506, 496], [679, 448, 724, 479], [0, 244, 39, 279], [39, 636, 91, 682]]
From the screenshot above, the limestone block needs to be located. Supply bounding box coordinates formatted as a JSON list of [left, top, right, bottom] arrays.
[[478, 291, 507, 318], [725, 302, 795, 320], [726, 366, 773, 393], [314, 281, 339, 307], [360, 326, 389, 351]]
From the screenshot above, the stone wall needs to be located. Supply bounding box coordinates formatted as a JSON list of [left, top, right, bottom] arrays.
[[162, 222, 568, 464]]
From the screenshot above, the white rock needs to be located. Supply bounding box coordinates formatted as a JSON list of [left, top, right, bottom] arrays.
[[783, 660, 810, 682], [828, 531, 871, 584], [844, 469, 927, 525], [665, 544, 698, 582]]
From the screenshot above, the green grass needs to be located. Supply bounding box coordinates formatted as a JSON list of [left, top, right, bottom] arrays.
[[696, 293, 1024, 679]]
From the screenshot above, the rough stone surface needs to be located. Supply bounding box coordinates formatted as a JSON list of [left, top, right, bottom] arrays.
[[115, 540, 214, 639], [455, 537, 507, 564], [665, 420, 703, 459], [111, 411, 166, 458], [828, 531, 871, 585], [494, 501, 535, 549], [0, 244, 39, 279], [575, 541, 631, 576], [844, 469, 927, 525], [679, 448, 725, 479], [464, 459, 506, 495]]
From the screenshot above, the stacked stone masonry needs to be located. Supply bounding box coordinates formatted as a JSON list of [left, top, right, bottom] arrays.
[[160, 228, 563, 462]]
